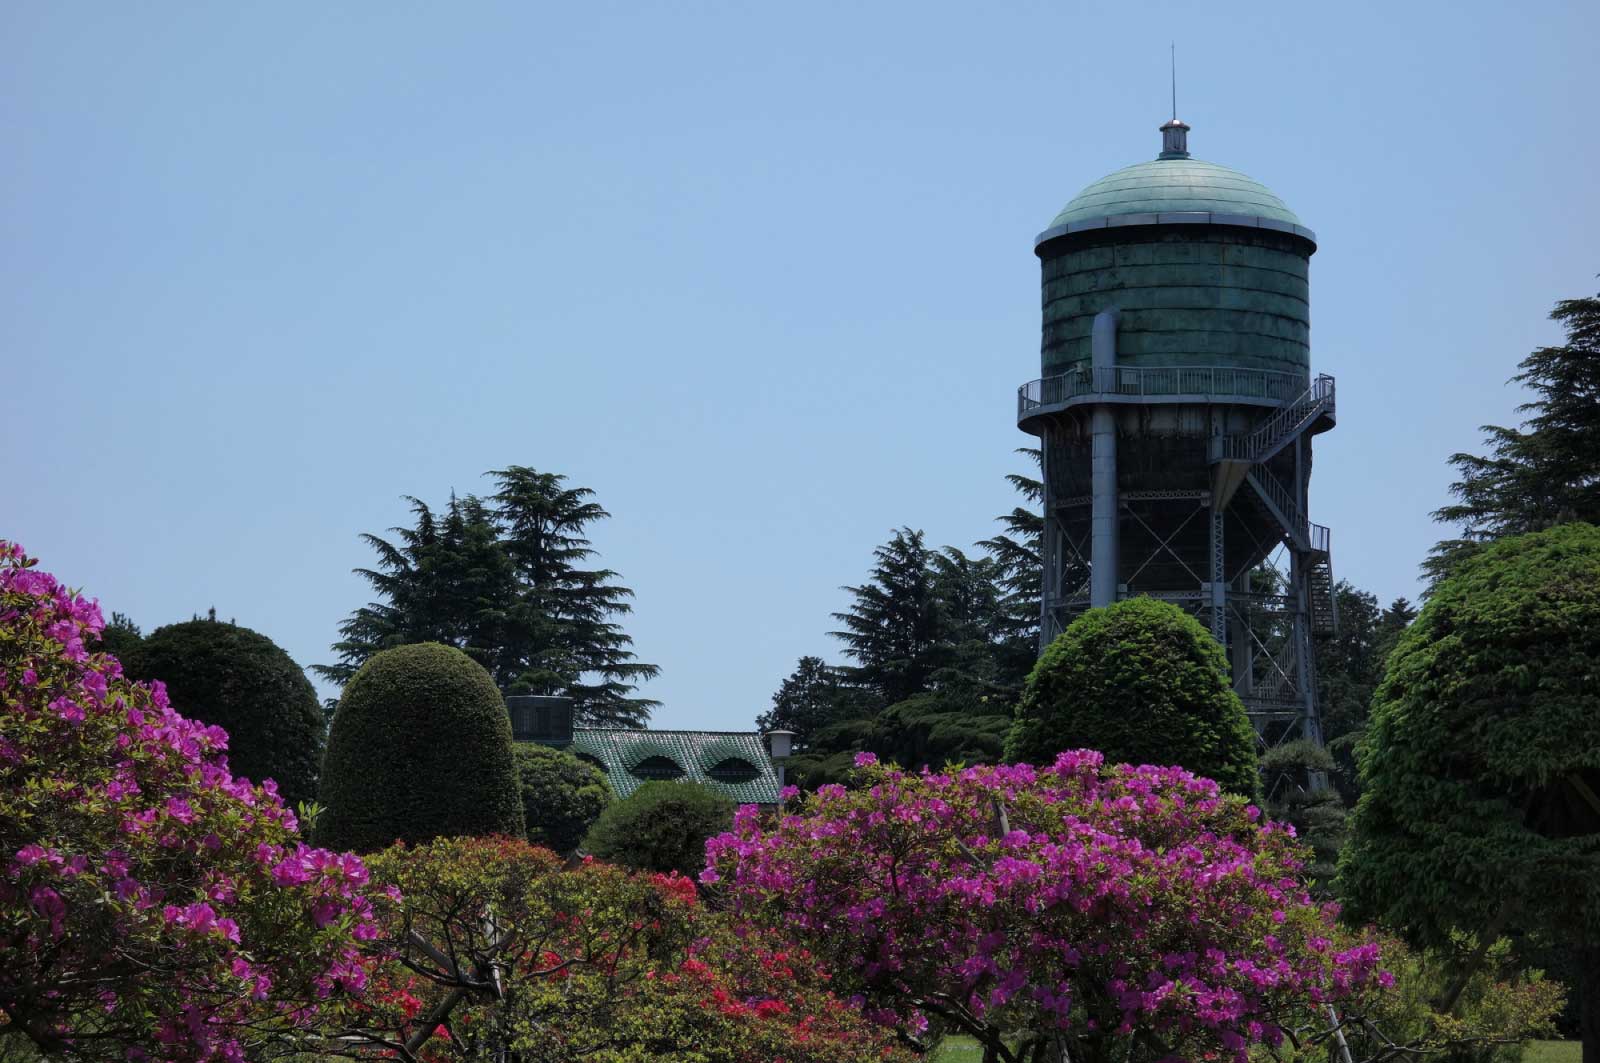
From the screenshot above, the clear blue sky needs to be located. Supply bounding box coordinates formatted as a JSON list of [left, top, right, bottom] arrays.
[[5, 1, 1597, 730]]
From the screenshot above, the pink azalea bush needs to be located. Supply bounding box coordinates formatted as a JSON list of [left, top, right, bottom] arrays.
[[0, 542, 379, 1062], [705, 751, 1389, 1063]]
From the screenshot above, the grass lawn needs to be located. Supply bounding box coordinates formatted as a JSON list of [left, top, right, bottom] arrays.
[[934, 1036, 1582, 1062], [931, 1037, 984, 1061]]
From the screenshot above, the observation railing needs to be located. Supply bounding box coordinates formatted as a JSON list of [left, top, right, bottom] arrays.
[[1018, 364, 1307, 418]]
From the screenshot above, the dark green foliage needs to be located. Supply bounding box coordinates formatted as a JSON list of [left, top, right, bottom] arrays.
[[767, 455, 1042, 789], [1313, 584, 1416, 801], [123, 619, 324, 808], [513, 743, 612, 854], [1427, 291, 1600, 585], [1261, 740, 1346, 897], [1339, 525, 1600, 1059], [830, 529, 948, 706], [581, 781, 734, 877], [784, 693, 1012, 787], [94, 611, 145, 665], [869, 693, 1012, 772], [830, 530, 1031, 705], [755, 656, 864, 753], [976, 447, 1044, 661], [318, 467, 659, 727], [1005, 597, 1259, 798], [487, 467, 660, 723], [1341, 524, 1600, 935], [315, 642, 525, 853], [927, 546, 1035, 700]]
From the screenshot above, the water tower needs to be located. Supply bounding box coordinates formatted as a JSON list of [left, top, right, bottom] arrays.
[[1016, 116, 1336, 745]]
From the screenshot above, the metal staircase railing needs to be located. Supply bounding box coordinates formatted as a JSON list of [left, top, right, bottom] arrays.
[[1211, 374, 1335, 464], [1309, 551, 1337, 634], [1246, 469, 1311, 551]]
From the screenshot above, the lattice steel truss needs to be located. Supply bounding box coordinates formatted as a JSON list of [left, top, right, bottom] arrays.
[[1030, 375, 1338, 749]]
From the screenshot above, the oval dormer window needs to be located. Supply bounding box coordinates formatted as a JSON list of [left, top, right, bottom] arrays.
[[630, 756, 685, 781], [708, 757, 760, 784]]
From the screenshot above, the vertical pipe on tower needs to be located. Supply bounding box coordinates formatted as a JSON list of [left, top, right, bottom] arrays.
[[1089, 309, 1120, 608]]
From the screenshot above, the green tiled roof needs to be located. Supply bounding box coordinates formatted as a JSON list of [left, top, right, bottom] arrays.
[[1048, 157, 1304, 230], [562, 728, 782, 804]]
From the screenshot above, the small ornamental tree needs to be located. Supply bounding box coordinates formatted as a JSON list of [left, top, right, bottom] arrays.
[[1339, 523, 1600, 1062], [317, 642, 524, 853], [705, 752, 1388, 1063], [349, 835, 914, 1063], [1005, 597, 1259, 798], [512, 743, 611, 854], [0, 543, 379, 1062], [582, 780, 733, 877], [123, 618, 325, 807]]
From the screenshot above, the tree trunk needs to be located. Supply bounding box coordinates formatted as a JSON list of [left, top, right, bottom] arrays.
[[1580, 943, 1600, 1063]]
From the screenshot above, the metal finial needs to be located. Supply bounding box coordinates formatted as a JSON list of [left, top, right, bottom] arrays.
[[1159, 45, 1190, 160]]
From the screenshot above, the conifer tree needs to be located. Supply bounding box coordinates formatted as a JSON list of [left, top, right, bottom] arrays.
[[830, 528, 946, 705], [978, 448, 1044, 654], [318, 467, 657, 727], [1426, 290, 1600, 584], [487, 466, 659, 726], [756, 656, 860, 752]]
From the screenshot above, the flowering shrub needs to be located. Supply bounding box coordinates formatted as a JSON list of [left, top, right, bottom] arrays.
[[1337, 934, 1563, 1063], [705, 751, 1389, 1063], [0, 543, 379, 1062], [353, 835, 914, 1063]]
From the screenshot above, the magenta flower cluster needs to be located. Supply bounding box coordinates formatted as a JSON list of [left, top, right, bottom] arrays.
[[705, 750, 1386, 1061], [0, 542, 380, 1062]]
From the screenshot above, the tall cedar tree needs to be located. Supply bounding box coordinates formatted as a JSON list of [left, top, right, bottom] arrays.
[[829, 528, 947, 706], [318, 467, 658, 727], [928, 546, 1034, 699], [773, 456, 1048, 773], [1426, 290, 1600, 584], [976, 447, 1044, 655], [756, 656, 859, 753], [488, 466, 659, 723]]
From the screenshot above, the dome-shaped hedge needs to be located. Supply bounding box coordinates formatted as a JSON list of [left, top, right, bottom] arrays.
[[582, 781, 733, 877], [513, 743, 612, 854], [1339, 523, 1600, 942], [315, 642, 524, 852], [124, 619, 324, 807], [1004, 597, 1259, 797]]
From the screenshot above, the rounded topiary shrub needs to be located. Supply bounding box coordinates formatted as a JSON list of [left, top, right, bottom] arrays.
[[315, 642, 525, 853], [123, 619, 324, 807], [1004, 596, 1259, 797], [1339, 523, 1600, 945], [582, 780, 734, 877], [514, 743, 612, 854]]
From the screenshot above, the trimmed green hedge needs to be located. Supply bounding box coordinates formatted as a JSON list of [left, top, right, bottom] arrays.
[[315, 642, 524, 852], [1339, 523, 1600, 944], [1005, 597, 1259, 797], [582, 780, 733, 877], [514, 743, 612, 854], [124, 619, 324, 807]]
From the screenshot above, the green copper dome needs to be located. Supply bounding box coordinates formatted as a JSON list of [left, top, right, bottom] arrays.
[[1033, 121, 1317, 380], [1048, 157, 1304, 230]]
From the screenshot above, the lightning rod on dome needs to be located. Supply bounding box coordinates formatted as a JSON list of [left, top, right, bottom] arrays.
[[1159, 43, 1190, 159]]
